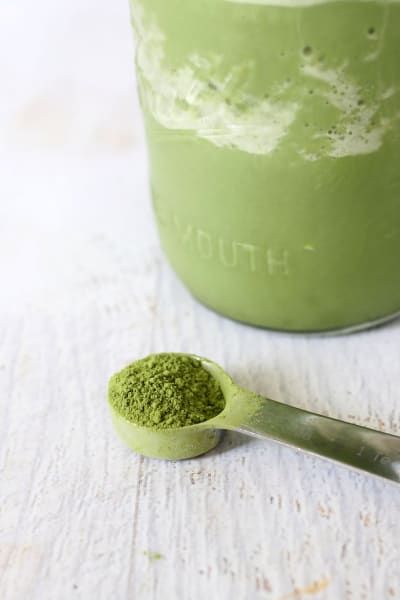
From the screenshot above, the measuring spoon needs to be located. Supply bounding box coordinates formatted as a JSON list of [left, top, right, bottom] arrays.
[[109, 353, 400, 484]]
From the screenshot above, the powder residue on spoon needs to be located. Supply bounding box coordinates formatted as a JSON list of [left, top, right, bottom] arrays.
[[108, 354, 225, 429]]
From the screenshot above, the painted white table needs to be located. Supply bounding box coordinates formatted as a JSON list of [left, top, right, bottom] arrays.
[[1, 1, 399, 598]]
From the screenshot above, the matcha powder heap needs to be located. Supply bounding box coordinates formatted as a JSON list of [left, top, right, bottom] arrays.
[[108, 354, 225, 429]]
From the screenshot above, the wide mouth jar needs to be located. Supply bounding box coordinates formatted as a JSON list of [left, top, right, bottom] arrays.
[[130, 0, 400, 332]]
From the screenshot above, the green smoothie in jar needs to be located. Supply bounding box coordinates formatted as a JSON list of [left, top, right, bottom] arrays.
[[130, 0, 400, 332]]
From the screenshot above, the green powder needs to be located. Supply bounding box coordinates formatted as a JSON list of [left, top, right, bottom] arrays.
[[143, 551, 164, 562], [108, 353, 225, 429]]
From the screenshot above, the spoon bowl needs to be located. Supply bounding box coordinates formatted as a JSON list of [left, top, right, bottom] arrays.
[[109, 355, 232, 460], [109, 405, 222, 461]]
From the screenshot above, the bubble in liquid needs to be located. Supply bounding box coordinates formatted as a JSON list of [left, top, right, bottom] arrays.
[[302, 46, 313, 56]]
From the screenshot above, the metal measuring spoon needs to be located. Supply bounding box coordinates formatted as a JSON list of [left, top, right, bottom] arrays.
[[109, 353, 400, 484]]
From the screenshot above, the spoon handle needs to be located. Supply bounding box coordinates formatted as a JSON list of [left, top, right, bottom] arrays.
[[234, 391, 400, 484]]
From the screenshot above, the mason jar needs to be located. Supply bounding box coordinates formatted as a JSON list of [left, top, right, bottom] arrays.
[[130, 0, 400, 332]]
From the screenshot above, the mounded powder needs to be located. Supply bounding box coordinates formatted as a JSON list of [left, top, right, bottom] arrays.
[[108, 353, 225, 430]]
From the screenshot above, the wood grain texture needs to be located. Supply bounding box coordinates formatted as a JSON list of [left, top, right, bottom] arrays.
[[0, 1, 399, 599]]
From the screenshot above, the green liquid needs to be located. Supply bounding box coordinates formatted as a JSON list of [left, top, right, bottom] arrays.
[[131, 0, 400, 332]]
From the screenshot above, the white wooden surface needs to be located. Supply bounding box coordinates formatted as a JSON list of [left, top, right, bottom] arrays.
[[1, 1, 399, 599]]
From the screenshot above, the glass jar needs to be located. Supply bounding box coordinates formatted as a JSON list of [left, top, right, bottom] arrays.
[[130, 0, 400, 332]]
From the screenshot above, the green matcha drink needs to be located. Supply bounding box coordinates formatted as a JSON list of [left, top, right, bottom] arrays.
[[130, 0, 400, 332]]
